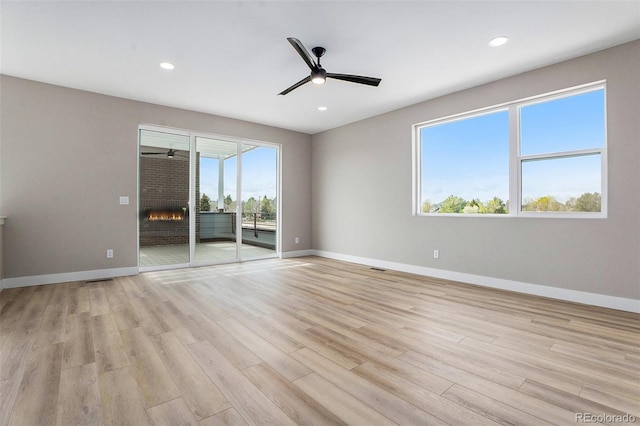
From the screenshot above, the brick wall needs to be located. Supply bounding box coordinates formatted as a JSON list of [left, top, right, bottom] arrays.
[[139, 152, 200, 246]]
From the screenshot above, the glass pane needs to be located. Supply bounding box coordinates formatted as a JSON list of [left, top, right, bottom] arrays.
[[420, 110, 509, 214], [139, 129, 190, 267], [521, 154, 601, 212], [194, 136, 238, 263], [520, 89, 605, 156], [241, 144, 278, 259]]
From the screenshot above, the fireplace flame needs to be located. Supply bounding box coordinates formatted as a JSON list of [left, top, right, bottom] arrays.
[[146, 209, 185, 221]]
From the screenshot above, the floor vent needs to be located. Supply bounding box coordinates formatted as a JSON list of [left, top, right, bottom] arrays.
[[370, 267, 386, 272], [86, 278, 114, 284]]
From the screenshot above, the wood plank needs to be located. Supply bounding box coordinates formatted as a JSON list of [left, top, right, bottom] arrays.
[[460, 334, 639, 396], [442, 383, 553, 425], [33, 303, 67, 348], [218, 318, 311, 381], [127, 296, 171, 336], [199, 409, 247, 426], [231, 314, 304, 354], [0, 287, 36, 346], [353, 361, 498, 426], [291, 347, 446, 425], [8, 343, 63, 426], [68, 284, 90, 315], [120, 327, 181, 408], [0, 330, 33, 381], [0, 374, 24, 425], [400, 349, 579, 424], [111, 299, 143, 330], [519, 379, 630, 419], [262, 319, 363, 369], [580, 384, 640, 417], [99, 366, 149, 425], [88, 285, 111, 316], [293, 373, 398, 425], [242, 362, 347, 425], [91, 313, 129, 374], [187, 340, 296, 426], [153, 300, 208, 341], [147, 397, 199, 426], [152, 331, 230, 420], [351, 350, 454, 395], [188, 311, 261, 370], [55, 362, 103, 426], [62, 311, 95, 369], [449, 336, 582, 394]]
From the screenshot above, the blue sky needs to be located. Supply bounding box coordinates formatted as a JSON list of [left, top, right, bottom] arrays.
[[421, 109, 510, 203], [199, 146, 277, 204], [420, 88, 604, 205]]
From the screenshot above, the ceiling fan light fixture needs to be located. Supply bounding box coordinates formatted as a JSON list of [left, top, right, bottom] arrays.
[[488, 36, 509, 47], [278, 37, 381, 95], [311, 68, 327, 85]]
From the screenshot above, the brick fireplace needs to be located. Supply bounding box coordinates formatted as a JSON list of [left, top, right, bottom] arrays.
[[139, 153, 201, 246]]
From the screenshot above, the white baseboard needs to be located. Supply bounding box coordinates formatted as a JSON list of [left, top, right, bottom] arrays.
[[312, 250, 640, 313], [1, 267, 139, 289], [281, 249, 315, 259], [2, 253, 637, 314]]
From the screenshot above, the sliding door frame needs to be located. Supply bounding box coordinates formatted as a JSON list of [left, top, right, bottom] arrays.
[[138, 124, 281, 272]]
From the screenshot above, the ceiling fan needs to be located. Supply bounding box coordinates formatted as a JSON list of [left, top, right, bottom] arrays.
[[140, 149, 188, 159], [278, 37, 382, 95]]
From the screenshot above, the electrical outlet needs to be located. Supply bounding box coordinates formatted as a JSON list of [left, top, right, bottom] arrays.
[[295, 237, 300, 244], [106, 249, 114, 259], [433, 249, 439, 259]]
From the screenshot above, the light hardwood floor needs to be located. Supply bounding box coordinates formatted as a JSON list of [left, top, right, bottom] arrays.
[[1, 256, 639, 425]]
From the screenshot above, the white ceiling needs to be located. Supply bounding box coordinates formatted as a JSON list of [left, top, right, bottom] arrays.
[[1, 1, 639, 134]]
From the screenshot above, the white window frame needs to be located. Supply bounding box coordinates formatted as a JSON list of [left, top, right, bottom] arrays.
[[413, 81, 607, 218]]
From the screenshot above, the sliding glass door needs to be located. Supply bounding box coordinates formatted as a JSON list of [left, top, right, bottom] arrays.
[[240, 142, 278, 260], [138, 126, 279, 270], [139, 129, 191, 268], [193, 136, 239, 264]]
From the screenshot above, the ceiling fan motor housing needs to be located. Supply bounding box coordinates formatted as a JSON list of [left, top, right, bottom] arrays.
[[311, 67, 327, 84]]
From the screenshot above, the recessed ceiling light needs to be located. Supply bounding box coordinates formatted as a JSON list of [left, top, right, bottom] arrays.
[[318, 106, 328, 111], [160, 62, 175, 70], [488, 36, 509, 47]]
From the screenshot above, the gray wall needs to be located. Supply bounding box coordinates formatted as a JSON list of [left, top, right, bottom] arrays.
[[1, 76, 311, 279], [311, 41, 640, 300]]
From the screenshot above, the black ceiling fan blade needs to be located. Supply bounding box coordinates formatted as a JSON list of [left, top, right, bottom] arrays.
[[326, 73, 382, 87], [287, 37, 317, 70], [141, 149, 188, 158], [278, 75, 311, 96]]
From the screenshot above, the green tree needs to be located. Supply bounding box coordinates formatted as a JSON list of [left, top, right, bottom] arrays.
[[565, 197, 578, 211], [523, 196, 563, 212], [244, 197, 258, 214], [575, 192, 601, 212], [485, 197, 508, 214], [224, 194, 235, 211], [439, 195, 467, 213], [522, 195, 557, 212], [199, 193, 211, 212], [421, 200, 434, 213], [261, 196, 275, 219]]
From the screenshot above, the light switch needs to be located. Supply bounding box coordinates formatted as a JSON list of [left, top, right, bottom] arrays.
[[119, 196, 129, 205]]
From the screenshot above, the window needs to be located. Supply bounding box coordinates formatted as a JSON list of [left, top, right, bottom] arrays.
[[414, 83, 606, 217], [418, 110, 509, 214], [519, 89, 605, 213]]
